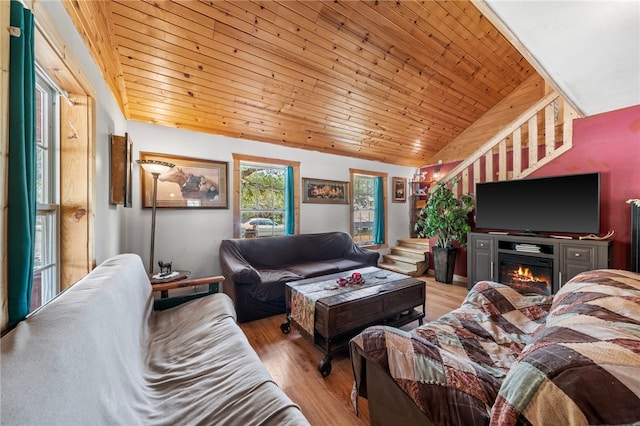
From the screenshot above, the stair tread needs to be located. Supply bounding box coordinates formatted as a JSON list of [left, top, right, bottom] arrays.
[[397, 239, 430, 250], [383, 253, 426, 265], [398, 238, 429, 245], [378, 262, 418, 276], [397, 238, 430, 244], [390, 246, 429, 256]]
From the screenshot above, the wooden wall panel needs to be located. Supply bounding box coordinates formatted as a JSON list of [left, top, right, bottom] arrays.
[[60, 95, 92, 289], [429, 74, 545, 165]]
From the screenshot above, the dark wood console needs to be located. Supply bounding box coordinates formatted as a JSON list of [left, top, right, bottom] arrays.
[[467, 232, 612, 293]]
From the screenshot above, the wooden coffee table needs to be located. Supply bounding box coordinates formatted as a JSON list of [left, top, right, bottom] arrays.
[[280, 266, 425, 377]]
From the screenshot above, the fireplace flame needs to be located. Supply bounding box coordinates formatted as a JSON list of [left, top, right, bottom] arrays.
[[501, 260, 552, 295], [516, 266, 535, 281], [509, 265, 548, 285]]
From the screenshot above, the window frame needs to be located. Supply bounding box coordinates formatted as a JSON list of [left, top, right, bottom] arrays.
[[232, 154, 300, 238], [349, 168, 388, 249], [32, 71, 61, 312]]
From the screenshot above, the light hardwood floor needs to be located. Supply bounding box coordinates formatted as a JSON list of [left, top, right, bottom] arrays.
[[239, 275, 468, 425]]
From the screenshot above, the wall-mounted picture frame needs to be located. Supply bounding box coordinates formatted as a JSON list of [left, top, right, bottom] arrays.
[[392, 177, 407, 202], [110, 133, 133, 207], [139, 151, 228, 209], [302, 178, 349, 204]]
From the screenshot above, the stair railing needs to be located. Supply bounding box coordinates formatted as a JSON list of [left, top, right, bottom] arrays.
[[435, 92, 578, 196]]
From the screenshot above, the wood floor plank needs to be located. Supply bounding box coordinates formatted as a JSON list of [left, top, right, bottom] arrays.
[[239, 274, 468, 425]]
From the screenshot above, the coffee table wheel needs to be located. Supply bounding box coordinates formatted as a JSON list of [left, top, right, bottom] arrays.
[[318, 357, 332, 377], [280, 321, 291, 334]]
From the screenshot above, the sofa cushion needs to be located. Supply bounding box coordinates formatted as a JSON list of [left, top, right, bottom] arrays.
[[227, 236, 300, 267], [258, 268, 303, 285], [288, 261, 340, 278], [147, 295, 307, 425], [250, 269, 303, 302], [295, 232, 352, 261], [327, 258, 371, 272]]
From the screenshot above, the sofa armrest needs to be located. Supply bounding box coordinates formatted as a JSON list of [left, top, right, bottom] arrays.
[[219, 240, 262, 284], [151, 276, 225, 311], [151, 275, 225, 293], [151, 275, 224, 298], [345, 241, 379, 265]]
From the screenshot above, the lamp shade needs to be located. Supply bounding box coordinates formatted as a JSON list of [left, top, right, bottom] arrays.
[[136, 159, 175, 175]]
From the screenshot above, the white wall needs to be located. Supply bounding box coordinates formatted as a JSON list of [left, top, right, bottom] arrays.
[[124, 121, 415, 277]]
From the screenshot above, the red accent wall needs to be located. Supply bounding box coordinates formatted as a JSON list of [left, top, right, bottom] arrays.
[[420, 104, 640, 276], [529, 104, 640, 270]]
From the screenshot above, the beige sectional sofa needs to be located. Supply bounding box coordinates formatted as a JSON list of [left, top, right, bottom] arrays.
[[1, 253, 309, 426]]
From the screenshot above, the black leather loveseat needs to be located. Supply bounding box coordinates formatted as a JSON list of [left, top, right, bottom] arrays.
[[219, 231, 379, 322]]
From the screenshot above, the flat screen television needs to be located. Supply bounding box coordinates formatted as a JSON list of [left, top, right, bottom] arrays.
[[475, 172, 600, 234]]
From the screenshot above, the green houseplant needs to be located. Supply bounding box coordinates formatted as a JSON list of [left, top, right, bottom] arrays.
[[415, 178, 474, 283]]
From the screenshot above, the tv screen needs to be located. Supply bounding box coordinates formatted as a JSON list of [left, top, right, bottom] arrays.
[[475, 173, 600, 234]]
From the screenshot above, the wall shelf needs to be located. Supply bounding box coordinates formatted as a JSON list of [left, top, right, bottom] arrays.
[[409, 180, 428, 238]]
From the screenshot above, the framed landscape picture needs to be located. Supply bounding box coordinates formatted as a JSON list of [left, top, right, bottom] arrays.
[[139, 151, 228, 209], [392, 177, 407, 202], [302, 178, 349, 204]]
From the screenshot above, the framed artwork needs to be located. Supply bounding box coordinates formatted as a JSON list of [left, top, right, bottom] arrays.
[[302, 178, 349, 204], [392, 177, 407, 202], [109, 133, 133, 207], [139, 151, 228, 209]]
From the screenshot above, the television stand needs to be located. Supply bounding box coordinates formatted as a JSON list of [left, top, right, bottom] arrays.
[[467, 232, 612, 293], [511, 230, 541, 237]]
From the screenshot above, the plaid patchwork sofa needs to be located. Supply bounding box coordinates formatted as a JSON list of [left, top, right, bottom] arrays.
[[350, 269, 640, 425]]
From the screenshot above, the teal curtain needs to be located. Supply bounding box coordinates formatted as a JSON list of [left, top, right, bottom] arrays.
[[8, 0, 36, 327], [284, 166, 294, 234], [373, 177, 384, 244]]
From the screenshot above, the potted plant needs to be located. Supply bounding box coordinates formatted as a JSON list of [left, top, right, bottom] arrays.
[[415, 178, 474, 283]]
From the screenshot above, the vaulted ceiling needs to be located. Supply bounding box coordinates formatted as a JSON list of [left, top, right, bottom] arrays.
[[62, 0, 542, 167]]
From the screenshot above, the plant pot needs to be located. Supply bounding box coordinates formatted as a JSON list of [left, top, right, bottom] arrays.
[[432, 246, 457, 284]]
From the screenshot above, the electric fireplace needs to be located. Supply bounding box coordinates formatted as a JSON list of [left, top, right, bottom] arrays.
[[499, 253, 553, 295]]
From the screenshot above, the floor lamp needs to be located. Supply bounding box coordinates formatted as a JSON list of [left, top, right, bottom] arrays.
[[137, 159, 175, 274]]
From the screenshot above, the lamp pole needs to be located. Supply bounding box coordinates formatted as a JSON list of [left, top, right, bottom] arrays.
[[149, 171, 160, 274], [137, 159, 175, 274]]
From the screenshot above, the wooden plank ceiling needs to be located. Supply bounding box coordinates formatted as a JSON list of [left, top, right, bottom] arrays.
[[62, 0, 536, 167]]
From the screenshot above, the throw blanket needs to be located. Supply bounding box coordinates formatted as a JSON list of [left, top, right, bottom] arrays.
[[350, 281, 552, 425], [491, 269, 640, 425]]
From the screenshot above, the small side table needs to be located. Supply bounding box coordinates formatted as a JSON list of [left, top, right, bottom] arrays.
[[149, 270, 191, 298], [150, 274, 225, 299]]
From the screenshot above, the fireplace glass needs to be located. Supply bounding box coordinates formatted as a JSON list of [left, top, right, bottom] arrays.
[[499, 253, 553, 295]]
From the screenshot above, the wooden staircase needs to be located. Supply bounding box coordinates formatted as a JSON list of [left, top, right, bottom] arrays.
[[383, 86, 578, 278], [379, 238, 430, 277], [435, 90, 578, 196]]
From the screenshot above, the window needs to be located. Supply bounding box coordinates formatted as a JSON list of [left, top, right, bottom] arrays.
[[233, 154, 300, 238], [350, 170, 387, 248], [2, 5, 93, 331], [33, 71, 60, 312]]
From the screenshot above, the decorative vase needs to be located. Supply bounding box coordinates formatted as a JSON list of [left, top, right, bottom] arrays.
[[433, 246, 457, 284]]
